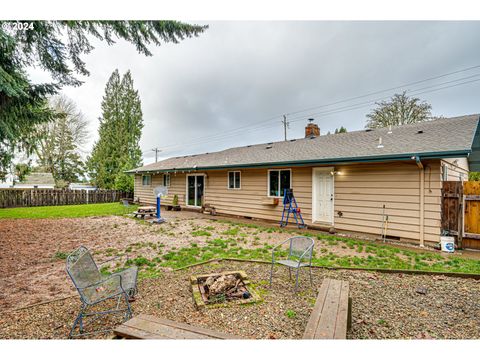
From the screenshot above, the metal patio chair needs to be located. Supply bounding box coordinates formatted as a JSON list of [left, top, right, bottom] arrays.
[[269, 236, 314, 292], [66, 246, 138, 338]]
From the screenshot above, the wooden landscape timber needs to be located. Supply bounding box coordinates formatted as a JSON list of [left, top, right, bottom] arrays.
[[303, 278, 351, 339], [114, 314, 242, 339]]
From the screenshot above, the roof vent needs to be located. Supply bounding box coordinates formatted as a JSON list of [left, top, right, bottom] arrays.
[[417, 130, 424, 134], [290, 139, 296, 142], [377, 137, 384, 148], [387, 125, 393, 134], [247, 145, 252, 148], [266, 145, 273, 149], [365, 129, 373, 132]]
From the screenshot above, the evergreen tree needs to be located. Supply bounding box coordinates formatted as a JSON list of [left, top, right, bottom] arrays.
[[0, 21, 207, 179], [334, 126, 347, 134], [366, 91, 432, 128], [87, 70, 143, 191]]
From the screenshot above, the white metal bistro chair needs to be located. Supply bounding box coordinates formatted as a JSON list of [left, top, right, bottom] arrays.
[[66, 246, 138, 338], [269, 236, 314, 292]]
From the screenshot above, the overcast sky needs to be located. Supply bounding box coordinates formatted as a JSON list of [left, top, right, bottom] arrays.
[[28, 21, 480, 164]]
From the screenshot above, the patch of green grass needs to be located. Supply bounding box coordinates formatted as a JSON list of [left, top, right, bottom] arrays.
[[138, 267, 163, 280], [100, 265, 112, 276], [221, 227, 239, 236], [307, 297, 317, 307], [285, 310, 297, 319], [125, 256, 156, 267], [53, 251, 69, 260], [0, 203, 138, 219], [191, 230, 212, 237]]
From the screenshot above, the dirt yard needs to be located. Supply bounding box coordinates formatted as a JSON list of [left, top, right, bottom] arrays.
[[0, 211, 296, 310]]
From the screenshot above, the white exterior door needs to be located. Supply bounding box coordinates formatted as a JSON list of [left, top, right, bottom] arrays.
[[312, 167, 334, 224]]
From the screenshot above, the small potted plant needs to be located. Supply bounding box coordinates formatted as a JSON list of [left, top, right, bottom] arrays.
[[171, 194, 181, 211]]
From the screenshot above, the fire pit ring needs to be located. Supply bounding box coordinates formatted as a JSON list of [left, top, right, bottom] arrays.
[[190, 270, 262, 309]]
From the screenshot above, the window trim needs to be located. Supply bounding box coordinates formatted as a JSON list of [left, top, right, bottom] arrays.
[[142, 174, 152, 186], [267, 169, 292, 198], [227, 171, 241, 190], [163, 174, 171, 187]]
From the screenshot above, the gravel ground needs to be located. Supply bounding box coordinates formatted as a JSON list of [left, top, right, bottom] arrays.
[[1, 261, 479, 339]]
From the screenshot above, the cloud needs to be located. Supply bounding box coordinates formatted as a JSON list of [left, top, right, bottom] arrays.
[[27, 21, 480, 164]]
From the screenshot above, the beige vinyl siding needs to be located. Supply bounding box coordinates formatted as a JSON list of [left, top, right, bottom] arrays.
[[133, 160, 443, 246], [441, 158, 469, 181], [134, 173, 186, 206], [333, 161, 442, 244], [204, 167, 312, 223]]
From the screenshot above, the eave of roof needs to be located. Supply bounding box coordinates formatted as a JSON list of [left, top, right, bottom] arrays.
[[126, 149, 471, 174]]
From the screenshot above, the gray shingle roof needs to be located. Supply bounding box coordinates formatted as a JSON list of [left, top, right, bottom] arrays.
[[20, 172, 55, 185], [129, 115, 480, 173]]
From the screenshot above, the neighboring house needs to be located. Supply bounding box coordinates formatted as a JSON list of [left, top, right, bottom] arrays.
[[13, 172, 56, 189], [128, 115, 480, 247], [68, 183, 97, 191]]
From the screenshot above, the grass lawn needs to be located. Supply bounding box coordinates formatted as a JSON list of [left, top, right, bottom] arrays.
[[152, 235, 480, 274], [97, 218, 480, 278], [0, 202, 138, 219]]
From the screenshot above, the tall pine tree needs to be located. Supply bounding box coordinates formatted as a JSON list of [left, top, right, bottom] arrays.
[[87, 70, 143, 191]]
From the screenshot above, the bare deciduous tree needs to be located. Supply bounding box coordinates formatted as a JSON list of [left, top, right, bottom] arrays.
[[366, 91, 432, 128], [35, 95, 89, 183]]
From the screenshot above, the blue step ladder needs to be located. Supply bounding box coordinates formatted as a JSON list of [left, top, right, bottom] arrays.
[[280, 188, 306, 228]]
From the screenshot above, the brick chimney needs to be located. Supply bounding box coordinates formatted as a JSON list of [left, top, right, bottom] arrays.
[[305, 118, 320, 138]]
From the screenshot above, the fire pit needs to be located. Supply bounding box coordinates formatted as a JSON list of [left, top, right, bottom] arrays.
[[190, 270, 262, 309]]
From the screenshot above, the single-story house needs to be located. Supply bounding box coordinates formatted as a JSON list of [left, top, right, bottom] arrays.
[[128, 115, 480, 247], [13, 172, 56, 189]]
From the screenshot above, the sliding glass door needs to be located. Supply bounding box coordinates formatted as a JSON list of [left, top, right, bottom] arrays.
[[187, 175, 204, 207]]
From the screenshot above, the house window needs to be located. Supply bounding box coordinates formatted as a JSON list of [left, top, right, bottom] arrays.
[[163, 174, 171, 187], [228, 171, 241, 189], [142, 175, 151, 186], [268, 169, 291, 197]]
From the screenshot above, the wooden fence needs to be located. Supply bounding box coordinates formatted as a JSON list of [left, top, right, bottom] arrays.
[[441, 181, 480, 249], [0, 189, 132, 208]]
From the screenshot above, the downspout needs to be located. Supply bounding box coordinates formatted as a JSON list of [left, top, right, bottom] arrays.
[[415, 156, 425, 247]]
